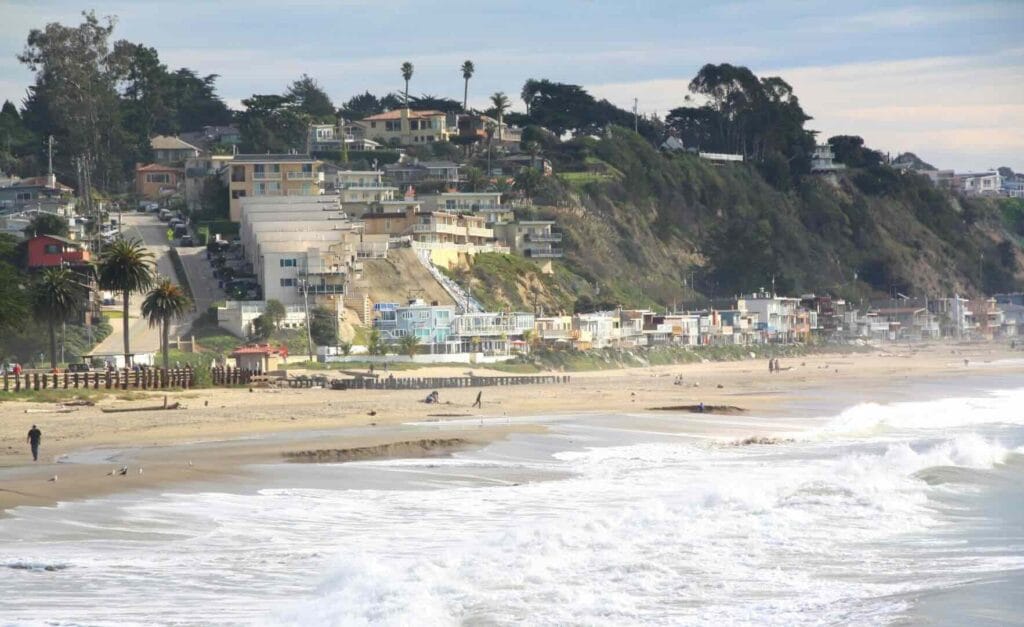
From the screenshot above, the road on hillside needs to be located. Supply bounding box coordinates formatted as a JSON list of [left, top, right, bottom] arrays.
[[88, 212, 224, 363]]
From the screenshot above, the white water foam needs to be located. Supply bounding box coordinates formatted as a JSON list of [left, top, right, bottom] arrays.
[[2, 390, 1023, 626]]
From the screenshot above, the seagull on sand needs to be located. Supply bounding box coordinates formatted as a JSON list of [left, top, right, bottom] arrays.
[[117, 466, 128, 476], [138, 467, 143, 475], [48, 475, 58, 482]]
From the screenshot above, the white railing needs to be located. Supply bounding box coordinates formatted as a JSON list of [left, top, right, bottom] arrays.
[[252, 171, 282, 180], [287, 171, 315, 180], [415, 249, 483, 314]]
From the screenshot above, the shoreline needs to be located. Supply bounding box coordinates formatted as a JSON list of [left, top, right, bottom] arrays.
[[1, 343, 1022, 515]]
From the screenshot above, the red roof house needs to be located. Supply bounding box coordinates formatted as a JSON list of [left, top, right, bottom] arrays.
[[26, 234, 91, 269]]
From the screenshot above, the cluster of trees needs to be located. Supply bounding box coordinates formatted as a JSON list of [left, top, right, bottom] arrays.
[[0, 235, 191, 369], [4, 11, 232, 192], [664, 64, 815, 186], [514, 79, 660, 141]]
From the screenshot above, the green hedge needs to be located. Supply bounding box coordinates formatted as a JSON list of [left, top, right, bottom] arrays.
[[198, 220, 240, 240]]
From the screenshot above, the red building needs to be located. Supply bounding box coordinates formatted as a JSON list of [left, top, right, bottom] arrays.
[[26, 234, 91, 269]]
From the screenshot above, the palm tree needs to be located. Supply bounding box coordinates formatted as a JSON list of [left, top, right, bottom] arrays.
[[32, 267, 86, 368], [460, 60, 475, 111], [399, 334, 419, 358], [401, 62, 414, 106], [141, 278, 191, 371], [521, 79, 540, 115], [490, 92, 510, 142], [98, 238, 155, 368]]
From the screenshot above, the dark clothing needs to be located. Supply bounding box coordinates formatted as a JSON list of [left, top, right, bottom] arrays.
[[28, 428, 41, 462], [473, 392, 482, 408]]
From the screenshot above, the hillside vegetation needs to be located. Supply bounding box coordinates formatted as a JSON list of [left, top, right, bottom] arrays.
[[466, 131, 1023, 312]]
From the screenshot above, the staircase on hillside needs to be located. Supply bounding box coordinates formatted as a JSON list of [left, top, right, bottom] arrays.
[[415, 250, 484, 313]]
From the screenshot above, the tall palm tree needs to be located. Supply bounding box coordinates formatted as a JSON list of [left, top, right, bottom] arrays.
[[141, 278, 191, 371], [98, 238, 155, 368], [32, 267, 86, 368], [401, 62, 414, 107], [490, 92, 510, 142], [460, 60, 475, 111]]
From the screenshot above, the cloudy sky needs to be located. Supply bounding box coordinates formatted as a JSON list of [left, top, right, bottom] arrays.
[[1, 0, 1022, 171]]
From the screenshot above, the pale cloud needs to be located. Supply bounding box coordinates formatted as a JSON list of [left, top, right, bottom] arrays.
[[589, 50, 1024, 172]]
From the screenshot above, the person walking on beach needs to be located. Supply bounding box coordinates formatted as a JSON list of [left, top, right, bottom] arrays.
[[27, 425, 41, 462], [768, 358, 775, 374], [473, 390, 482, 408]]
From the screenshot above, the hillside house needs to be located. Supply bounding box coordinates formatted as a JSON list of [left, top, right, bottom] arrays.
[[357, 109, 450, 146], [492, 221, 563, 259], [225, 154, 324, 222], [373, 300, 456, 344], [26, 234, 91, 268], [810, 144, 843, 172], [135, 163, 184, 199], [150, 135, 202, 164], [384, 161, 461, 185], [957, 171, 1002, 196]]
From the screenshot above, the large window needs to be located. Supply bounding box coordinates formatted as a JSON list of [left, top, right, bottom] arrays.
[[254, 182, 281, 196], [44, 244, 61, 254], [231, 190, 246, 199], [280, 278, 296, 287], [279, 258, 297, 267], [231, 165, 246, 182], [145, 173, 171, 184], [385, 121, 401, 132]]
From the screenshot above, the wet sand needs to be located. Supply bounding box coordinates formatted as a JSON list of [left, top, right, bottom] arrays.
[[1, 342, 1020, 514]]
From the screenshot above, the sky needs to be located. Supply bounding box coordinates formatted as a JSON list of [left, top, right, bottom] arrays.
[[1, 0, 1022, 172]]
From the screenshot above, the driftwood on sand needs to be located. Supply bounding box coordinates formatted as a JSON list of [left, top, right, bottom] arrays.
[[647, 404, 746, 415], [100, 402, 182, 413]]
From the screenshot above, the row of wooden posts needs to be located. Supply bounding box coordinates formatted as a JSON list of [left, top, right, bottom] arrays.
[[1, 367, 568, 393], [2, 367, 196, 393]]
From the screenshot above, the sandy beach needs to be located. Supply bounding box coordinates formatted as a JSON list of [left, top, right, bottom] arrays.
[[1, 342, 1021, 514]]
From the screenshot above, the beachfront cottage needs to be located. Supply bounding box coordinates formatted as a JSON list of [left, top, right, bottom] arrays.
[[231, 344, 287, 372]]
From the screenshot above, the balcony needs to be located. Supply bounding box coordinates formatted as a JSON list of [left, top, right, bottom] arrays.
[[252, 171, 281, 180], [287, 171, 316, 180], [300, 283, 346, 295], [526, 248, 563, 258], [525, 232, 562, 243]]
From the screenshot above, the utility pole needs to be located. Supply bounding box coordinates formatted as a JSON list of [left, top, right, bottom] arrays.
[[633, 98, 638, 134], [47, 135, 54, 183], [300, 280, 314, 362]]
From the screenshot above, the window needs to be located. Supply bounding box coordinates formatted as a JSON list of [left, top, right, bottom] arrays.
[[280, 278, 296, 287], [279, 258, 297, 267], [300, 163, 313, 174], [231, 190, 247, 199], [254, 182, 281, 196], [44, 244, 61, 254], [410, 120, 420, 131], [231, 165, 246, 182], [145, 173, 171, 184], [385, 120, 401, 132], [16, 192, 32, 201]]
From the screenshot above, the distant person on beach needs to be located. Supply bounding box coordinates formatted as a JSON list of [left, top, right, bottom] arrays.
[[768, 359, 774, 374], [473, 391, 482, 408], [27, 425, 41, 462]]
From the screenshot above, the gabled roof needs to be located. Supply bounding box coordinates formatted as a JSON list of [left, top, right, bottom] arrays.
[[136, 163, 183, 172], [150, 135, 201, 151], [361, 109, 446, 121], [31, 233, 83, 247]]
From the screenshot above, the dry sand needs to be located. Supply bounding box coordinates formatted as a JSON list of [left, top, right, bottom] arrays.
[[1, 343, 1020, 514]]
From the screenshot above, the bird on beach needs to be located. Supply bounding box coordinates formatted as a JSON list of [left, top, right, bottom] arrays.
[[138, 467, 143, 475], [106, 468, 116, 476], [117, 466, 128, 476], [188, 459, 193, 467], [367, 410, 377, 417], [48, 475, 57, 482]]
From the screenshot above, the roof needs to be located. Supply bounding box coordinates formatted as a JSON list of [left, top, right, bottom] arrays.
[[361, 109, 446, 121], [136, 163, 183, 172], [232, 154, 318, 163], [10, 176, 74, 192], [150, 135, 201, 151], [31, 233, 83, 247]]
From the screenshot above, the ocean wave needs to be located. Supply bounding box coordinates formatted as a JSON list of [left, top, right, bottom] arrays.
[[4, 559, 69, 572], [810, 388, 1024, 438]]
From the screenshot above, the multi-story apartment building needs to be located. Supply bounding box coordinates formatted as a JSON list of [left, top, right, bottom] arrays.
[[373, 300, 457, 344], [360, 204, 496, 248], [492, 220, 563, 259], [335, 170, 397, 206], [356, 109, 450, 146], [225, 154, 323, 221], [184, 154, 233, 212], [737, 291, 805, 342], [384, 160, 462, 186], [417, 192, 505, 220]]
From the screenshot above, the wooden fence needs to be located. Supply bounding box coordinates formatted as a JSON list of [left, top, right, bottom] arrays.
[[2, 367, 195, 393]]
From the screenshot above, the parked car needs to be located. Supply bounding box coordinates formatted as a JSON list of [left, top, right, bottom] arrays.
[[178, 235, 194, 246], [158, 209, 171, 221], [67, 362, 93, 373], [173, 225, 188, 238]]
